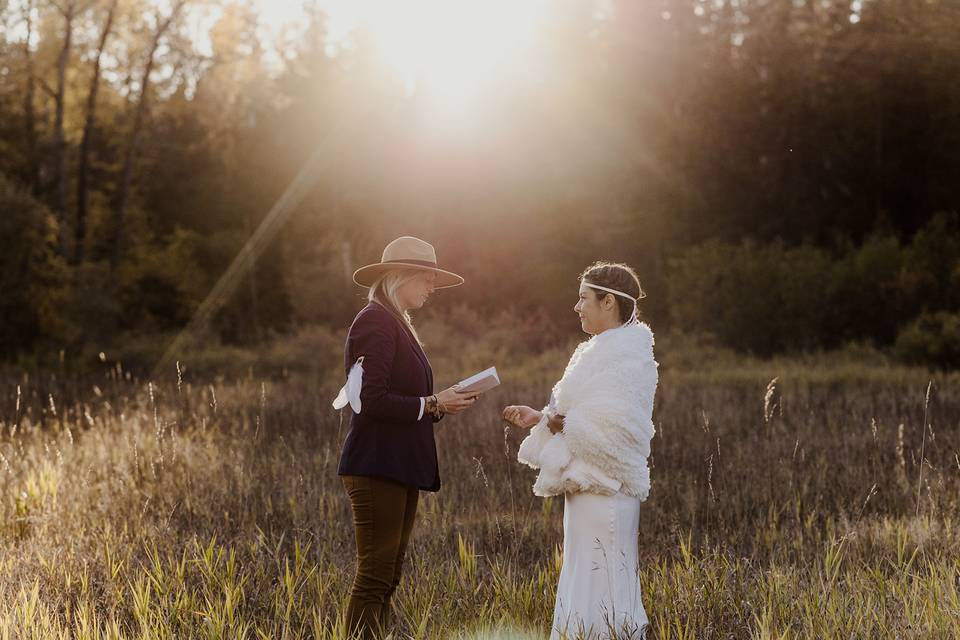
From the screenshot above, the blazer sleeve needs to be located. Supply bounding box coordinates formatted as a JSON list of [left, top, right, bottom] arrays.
[[349, 315, 423, 424]]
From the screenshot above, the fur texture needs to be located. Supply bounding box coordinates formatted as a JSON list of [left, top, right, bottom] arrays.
[[517, 322, 658, 499]]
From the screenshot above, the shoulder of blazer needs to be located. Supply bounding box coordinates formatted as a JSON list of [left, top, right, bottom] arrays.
[[350, 302, 401, 338]]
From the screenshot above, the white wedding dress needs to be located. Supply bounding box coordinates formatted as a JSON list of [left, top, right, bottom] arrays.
[[550, 490, 647, 640]]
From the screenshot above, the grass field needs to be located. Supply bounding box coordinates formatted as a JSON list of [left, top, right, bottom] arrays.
[[0, 322, 958, 639]]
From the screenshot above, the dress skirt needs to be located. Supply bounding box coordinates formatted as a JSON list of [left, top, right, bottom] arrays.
[[550, 491, 648, 640]]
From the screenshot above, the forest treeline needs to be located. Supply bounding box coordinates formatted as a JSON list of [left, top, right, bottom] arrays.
[[0, 0, 958, 367]]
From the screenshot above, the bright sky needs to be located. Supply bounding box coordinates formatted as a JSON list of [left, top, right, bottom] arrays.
[[243, 0, 550, 124], [255, 0, 306, 33]]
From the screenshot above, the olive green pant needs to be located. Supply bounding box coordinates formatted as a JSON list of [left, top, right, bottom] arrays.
[[342, 475, 419, 639]]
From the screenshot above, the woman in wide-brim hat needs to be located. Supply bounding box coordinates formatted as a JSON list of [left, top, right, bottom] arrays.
[[334, 236, 480, 639]]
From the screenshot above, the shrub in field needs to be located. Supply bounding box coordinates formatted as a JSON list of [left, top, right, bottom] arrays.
[[666, 240, 829, 355], [666, 216, 960, 359], [0, 173, 68, 358], [900, 211, 960, 311], [895, 311, 960, 369]]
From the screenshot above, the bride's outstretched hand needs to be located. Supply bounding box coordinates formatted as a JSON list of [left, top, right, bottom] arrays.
[[502, 405, 541, 429]]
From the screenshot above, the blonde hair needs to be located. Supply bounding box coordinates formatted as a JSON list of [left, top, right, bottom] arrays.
[[367, 268, 424, 345]]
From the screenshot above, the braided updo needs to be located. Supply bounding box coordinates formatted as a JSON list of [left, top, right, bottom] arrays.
[[578, 261, 645, 324]]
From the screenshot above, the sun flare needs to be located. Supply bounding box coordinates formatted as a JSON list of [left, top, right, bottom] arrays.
[[247, 0, 549, 121], [320, 0, 548, 113]]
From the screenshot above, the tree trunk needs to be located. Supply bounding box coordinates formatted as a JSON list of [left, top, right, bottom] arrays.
[[112, 0, 185, 268], [868, 0, 885, 219], [244, 210, 263, 342], [22, 0, 39, 192], [75, 0, 118, 265], [53, 0, 76, 253]]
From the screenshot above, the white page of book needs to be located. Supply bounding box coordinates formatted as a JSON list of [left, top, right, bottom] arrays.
[[456, 366, 500, 394]]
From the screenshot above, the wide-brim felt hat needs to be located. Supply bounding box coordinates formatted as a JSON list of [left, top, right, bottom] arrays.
[[353, 236, 465, 289]]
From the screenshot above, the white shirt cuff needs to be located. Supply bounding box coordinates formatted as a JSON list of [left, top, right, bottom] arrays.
[[418, 397, 425, 420]]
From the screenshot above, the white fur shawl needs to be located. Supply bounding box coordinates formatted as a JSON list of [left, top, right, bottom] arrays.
[[517, 322, 658, 499]]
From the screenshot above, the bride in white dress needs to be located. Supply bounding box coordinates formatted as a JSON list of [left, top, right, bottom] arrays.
[[503, 261, 658, 640]]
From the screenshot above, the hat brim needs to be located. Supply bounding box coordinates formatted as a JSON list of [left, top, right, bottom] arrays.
[[353, 263, 465, 289]]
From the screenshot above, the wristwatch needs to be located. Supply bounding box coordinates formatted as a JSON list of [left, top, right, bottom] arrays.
[[424, 394, 444, 419]]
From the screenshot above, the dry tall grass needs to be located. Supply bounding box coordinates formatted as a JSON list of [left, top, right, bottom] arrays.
[[0, 328, 958, 638]]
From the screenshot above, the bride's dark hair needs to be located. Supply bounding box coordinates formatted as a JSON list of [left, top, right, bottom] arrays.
[[579, 261, 645, 323]]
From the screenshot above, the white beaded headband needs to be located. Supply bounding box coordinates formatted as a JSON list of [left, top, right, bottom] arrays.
[[582, 281, 645, 326], [582, 282, 646, 301]]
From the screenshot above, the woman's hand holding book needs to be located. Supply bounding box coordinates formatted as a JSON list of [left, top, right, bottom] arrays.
[[435, 387, 479, 414]]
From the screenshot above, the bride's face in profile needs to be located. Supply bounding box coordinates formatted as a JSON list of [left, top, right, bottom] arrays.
[[575, 283, 616, 335]]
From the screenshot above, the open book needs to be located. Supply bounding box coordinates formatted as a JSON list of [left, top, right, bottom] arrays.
[[455, 366, 501, 394]]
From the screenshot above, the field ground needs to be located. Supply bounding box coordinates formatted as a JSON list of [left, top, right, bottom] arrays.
[[0, 327, 958, 638]]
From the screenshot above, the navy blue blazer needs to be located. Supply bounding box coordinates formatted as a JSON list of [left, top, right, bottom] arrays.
[[336, 301, 442, 491]]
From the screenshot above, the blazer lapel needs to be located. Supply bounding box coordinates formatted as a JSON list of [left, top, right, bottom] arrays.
[[369, 301, 433, 391], [400, 324, 433, 388]]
